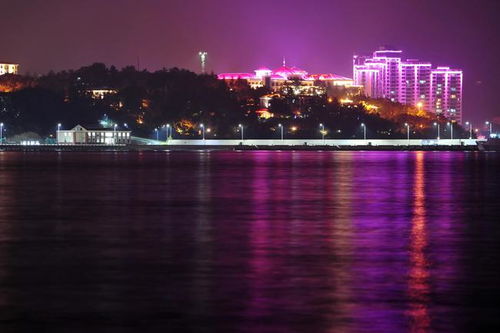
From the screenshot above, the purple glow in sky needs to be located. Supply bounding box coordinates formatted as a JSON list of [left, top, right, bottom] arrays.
[[0, 0, 499, 123]]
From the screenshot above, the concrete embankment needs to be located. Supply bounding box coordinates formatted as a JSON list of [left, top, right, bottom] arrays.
[[0, 141, 482, 152]]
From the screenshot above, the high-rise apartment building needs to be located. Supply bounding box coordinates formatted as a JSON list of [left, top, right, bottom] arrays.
[[354, 48, 463, 123], [430, 67, 463, 122]]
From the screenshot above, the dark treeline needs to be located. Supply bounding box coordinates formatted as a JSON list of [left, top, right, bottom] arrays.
[[0, 63, 468, 139]]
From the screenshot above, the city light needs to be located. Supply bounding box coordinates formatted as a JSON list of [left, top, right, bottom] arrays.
[[354, 49, 463, 123], [485, 121, 493, 138], [433, 122, 440, 140], [361, 123, 366, 141], [238, 124, 244, 141], [465, 121, 472, 139], [218, 64, 355, 95], [278, 123, 284, 141], [405, 123, 410, 145], [166, 123, 172, 139], [198, 51, 207, 74]]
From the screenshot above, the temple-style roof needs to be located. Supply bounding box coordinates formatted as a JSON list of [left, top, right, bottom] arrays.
[[272, 66, 308, 79], [218, 65, 353, 82]]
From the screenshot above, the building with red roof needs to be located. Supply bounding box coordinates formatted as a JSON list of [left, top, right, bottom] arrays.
[[218, 61, 357, 94]]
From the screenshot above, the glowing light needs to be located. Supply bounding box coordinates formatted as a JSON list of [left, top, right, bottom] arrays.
[[0, 62, 19, 76], [255, 109, 273, 119], [218, 65, 355, 92], [354, 49, 463, 123], [360, 101, 379, 112], [340, 98, 354, 104], [198, 51, 208, 74]]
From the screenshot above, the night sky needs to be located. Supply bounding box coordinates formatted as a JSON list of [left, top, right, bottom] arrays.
[[1, 0, 499, 123]]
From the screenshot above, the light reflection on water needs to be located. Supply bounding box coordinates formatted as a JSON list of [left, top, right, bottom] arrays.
[[0, 151, 500, 332]]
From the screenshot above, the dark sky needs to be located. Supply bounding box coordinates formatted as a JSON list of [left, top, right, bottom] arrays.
[[1, 0, 499, 123]]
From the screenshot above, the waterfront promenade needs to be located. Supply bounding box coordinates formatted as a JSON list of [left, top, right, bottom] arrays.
[[160, 138, 480, 147], [0, 138, 482, 151]]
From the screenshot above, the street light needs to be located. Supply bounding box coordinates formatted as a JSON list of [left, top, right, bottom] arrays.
[[361, 123, 366, 141], [405, 123, 410, 145], [238, 124, 244, 142], [447, 122, 453, 140], [319, 123, 325, 143], [0, 123, 3, 144], [56, 123, 62, 144], [166, 124, 171, 140], [154, 127, 159, 141], [114, 124, 118, 143], [485, 121, 493, 138], [200, 123, 205, 140], [465, 121, 472, 139], [278, 123, 284, 141], [433, 122, 440, 140]]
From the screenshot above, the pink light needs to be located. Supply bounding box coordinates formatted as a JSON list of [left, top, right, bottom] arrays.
[[218, 73, 255, 80]]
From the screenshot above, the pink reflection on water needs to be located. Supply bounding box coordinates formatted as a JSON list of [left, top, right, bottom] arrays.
[[407, 151, 431, 332]]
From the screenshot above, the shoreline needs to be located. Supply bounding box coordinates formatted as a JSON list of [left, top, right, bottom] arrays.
[[0, 144, 485, 152]]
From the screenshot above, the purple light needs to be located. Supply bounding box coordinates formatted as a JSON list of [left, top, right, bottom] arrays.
[[353, 49, 463, 123]]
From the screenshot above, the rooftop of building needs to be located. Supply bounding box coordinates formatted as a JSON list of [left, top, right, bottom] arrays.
[[60, 124, 131, 132], [219, 65, 352, 82]]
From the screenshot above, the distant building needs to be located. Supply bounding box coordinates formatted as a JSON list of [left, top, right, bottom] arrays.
[[430, 67, 463, 121], [0, 62, 19, 75], [218, 62, 358, 97], [57, 125, 131, 145], [353, 48, 463, 123]]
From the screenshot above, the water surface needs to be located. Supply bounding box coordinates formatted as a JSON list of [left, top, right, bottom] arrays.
[[0, 151, 499, 332]]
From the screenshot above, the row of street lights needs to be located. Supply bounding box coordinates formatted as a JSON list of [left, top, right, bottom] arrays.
[[1, 120, 494, 145], [192, 121, 493, 141]]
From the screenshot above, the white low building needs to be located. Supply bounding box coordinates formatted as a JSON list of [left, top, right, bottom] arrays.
[[0, 62, 19, 75], [57, 125, 131, 145]]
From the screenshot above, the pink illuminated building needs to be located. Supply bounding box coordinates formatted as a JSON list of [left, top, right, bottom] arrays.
[[218, 61, 356, 96], [354, 48, 463, 123], [430, 67, 463, 122]]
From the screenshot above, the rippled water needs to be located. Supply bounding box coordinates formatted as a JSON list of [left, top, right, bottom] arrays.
[[1, 151, 500, 332]]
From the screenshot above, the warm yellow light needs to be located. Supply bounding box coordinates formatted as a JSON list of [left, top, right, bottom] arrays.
[[358, 101, 379, 112], [339, 98, 353, 104], [256, 109, 273, 119]]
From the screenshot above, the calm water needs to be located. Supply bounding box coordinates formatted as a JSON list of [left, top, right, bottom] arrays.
[[1, 151, 500, 332]]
